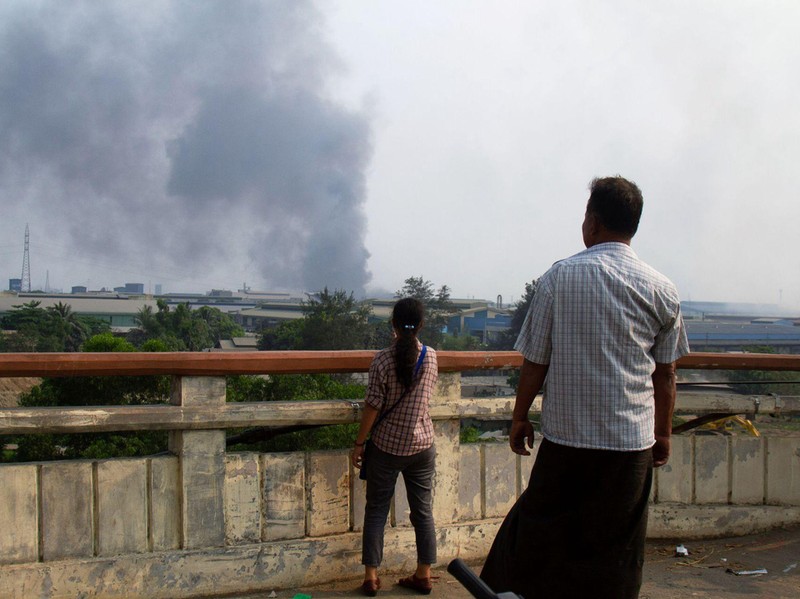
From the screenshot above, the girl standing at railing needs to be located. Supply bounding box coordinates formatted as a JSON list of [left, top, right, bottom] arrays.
[[351, 298, 439, 596]]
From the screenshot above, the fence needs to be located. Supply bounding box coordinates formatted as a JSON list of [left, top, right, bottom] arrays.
[[0, 351, 799, 598]]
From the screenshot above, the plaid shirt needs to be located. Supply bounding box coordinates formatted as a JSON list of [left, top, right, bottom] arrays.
[[515, 242, 690, 451], [365, 341, 438, 456]]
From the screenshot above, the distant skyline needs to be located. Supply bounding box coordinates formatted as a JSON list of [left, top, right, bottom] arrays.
[[5, 276, 800, 321], [2, 2, 799, 308]]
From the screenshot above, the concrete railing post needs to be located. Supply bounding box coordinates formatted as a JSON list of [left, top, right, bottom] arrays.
[[169, 375, 227, 549], [430, 372, 461, 524]]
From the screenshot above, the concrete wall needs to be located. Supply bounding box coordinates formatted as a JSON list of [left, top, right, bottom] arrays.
[[2, 375, 800, 598], [648, 434, 800, 538]]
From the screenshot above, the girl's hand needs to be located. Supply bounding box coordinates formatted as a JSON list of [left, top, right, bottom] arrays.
[[351, 444, 365, 469]]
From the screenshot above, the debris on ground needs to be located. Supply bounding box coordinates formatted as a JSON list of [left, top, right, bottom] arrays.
[[726, 568, 768, 576]]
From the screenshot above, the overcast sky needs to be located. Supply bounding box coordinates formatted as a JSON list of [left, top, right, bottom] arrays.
[[1, 1, 799, 308]]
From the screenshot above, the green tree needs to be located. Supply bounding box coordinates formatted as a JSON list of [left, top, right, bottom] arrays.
[[300, 288, 373, 350], [168, 303, 213, 350], [81, 332, 136, 353], [440, 333, 485, 350], [251, 288, 381, 452], [48, 302, 90, 352], [395, 276, 456, 348], [0, 301, 52, 351], [366, 319, 394, 350], [257, 319, 304, 350], [126, 300, 243, 350], [0, 300, 110, 352], [195, 306, 244, 345], [257, 288, 373, 351], [490, 278, 540, 390], [491, 278, 539, 350], [1, 300, 46, 330], [131, 305, 164, 339]]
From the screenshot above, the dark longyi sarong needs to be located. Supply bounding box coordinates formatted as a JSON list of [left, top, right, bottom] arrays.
[[480, 438, 652, 599]]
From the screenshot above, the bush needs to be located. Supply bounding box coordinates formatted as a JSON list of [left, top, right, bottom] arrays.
[[460, 425, 481, 444], [226, 373, 366, 452]]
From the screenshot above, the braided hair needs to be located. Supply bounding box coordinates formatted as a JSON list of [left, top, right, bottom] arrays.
[[392, 298, 425, 389]]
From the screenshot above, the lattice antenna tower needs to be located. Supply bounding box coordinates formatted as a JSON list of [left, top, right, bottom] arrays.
[[21, 224, 31, 292]]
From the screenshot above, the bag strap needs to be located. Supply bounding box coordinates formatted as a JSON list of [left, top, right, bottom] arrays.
[[415, 345, 428, 377], [370, 345, 427, 433]]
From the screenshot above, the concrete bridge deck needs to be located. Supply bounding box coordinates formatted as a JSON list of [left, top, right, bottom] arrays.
[[228, 527, 800, 599]]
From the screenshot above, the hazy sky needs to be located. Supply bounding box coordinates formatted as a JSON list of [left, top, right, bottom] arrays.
[[1, 1, 799, 307]]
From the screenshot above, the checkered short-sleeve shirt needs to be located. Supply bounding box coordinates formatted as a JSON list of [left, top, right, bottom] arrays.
[[365, 341, 438, 456], [515, 242, 690, 451]]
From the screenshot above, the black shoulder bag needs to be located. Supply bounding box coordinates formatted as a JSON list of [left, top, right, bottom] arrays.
[[359, 345, 427, 480]]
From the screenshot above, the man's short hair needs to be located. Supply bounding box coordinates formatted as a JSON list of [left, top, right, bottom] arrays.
[[587, 176, 643, 238]]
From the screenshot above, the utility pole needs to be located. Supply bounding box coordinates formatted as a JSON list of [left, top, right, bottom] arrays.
[[21, 224, 31, 293]]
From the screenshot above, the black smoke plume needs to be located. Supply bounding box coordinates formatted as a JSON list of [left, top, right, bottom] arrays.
[[0, 0, 372, 294]]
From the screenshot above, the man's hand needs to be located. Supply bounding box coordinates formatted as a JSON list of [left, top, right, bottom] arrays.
[[510, 420, 535, 456], [652, 434, 670, 467], [652, 361, 677, 468], [509, 360, 548, 456]]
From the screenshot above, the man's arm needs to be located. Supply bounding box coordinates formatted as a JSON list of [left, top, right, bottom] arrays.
[[652, 361, 677, 467], [510, 359, 549, 456]]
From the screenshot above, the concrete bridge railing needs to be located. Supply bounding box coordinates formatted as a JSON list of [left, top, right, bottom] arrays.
[[0, 351, 799, 598]]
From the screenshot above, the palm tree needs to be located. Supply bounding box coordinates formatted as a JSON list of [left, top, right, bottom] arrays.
[[48, 302, 90, 352], [134, 305, 161, 336]]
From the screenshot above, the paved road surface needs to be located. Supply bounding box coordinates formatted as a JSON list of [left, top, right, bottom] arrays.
[[223, 526, 799, 599]]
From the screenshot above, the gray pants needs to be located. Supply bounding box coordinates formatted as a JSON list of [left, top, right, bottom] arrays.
[[362, 443, 437, 567]]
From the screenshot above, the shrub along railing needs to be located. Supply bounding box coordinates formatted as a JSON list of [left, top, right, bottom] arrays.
[[0, 351, 799, 599]]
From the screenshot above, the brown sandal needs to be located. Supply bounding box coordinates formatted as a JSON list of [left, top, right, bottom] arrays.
[[362, 577, 381, 597], [398, 574, 433, 595]]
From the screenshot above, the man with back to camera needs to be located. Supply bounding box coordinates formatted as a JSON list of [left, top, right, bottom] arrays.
[[480, 176, 690, 599]]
